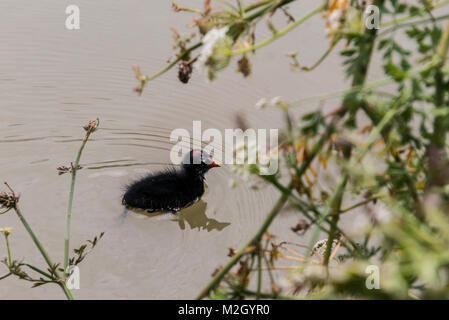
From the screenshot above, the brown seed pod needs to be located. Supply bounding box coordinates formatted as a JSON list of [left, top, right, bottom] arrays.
[[178, 61, 193, 84]]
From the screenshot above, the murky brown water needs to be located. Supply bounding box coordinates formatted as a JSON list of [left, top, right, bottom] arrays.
[[3, 0, 435, 299]]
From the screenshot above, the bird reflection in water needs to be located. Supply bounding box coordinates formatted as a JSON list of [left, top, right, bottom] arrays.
[[172, 200, 230, 232], [123, 200, 230, 232]]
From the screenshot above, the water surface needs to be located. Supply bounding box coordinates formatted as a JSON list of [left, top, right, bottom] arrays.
[[0, 0, 374, 299]]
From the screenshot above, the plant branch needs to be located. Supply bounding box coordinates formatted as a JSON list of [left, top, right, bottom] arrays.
[[10, 200, 74, 300], [195, 183, 292, 299], [231, 2, 326, 55], [64, 119, 99, 275]]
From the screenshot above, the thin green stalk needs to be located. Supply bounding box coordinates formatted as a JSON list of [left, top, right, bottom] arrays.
[[0, 272, 11, 280], [321, 175, 348, 266], [195, 184, 292, 300], [241, 289, 299, 300], [433, 69, 447, 148], [243, 0, 271, 13], [23, 263, 55, 280], [5, 234, 11, 266], [231, 2, 326, 55], [256, 247, 262, 299], [243, 0, 295, 22], [290, 77, 393, 107], [266, 176, 358, 252], [0, 207, 12, 215], [321, 101, 403, 265], [339, 193, 387, 213], [435, 19, 449, 65], [13, 204, 74, 300], [379, 14, 449, 38], [432, 20, 449, 147], [64, 126, 97, 275], [297, 37, 341, 71], [311, 0, 386, 266], [380, 0, 449, 28], [350, 0, 386, 88], [144, 42, 202, 82]]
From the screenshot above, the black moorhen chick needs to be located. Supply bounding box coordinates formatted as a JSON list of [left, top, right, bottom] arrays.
[[122, 150, 220, 212]]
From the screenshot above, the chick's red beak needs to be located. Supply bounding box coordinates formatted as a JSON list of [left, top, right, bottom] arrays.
[[207, 158, 221, 168]]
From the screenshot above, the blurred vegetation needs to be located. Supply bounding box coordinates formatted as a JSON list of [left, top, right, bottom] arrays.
[[134, 0, 449, 299]]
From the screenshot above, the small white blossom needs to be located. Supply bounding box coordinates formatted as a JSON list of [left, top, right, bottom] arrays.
[[270, 96, 282, 106], [255, 98, 268, 110], [197, 27, 231, 80], [0, 227, 12, 236]]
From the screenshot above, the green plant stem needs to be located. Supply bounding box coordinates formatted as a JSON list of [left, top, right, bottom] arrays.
[[195, 184, 292, 300], [290, 76, 393, 107], [23, 263, 55, 280], [379, 14, 449, 37], [256, 247, 262, 299], [322, 100, 403, 265], [431, 20, 449, 147], [0, 272, 11, 280], [0, 207, 12, 215], [241, 289, 299, 300], [320, 0, 387, 266], [242, 0, 295, 22], [266, 175, 355, 246], [322, 177, 348, 266], [381, 0, 449, 28], [351, 0, 385, 88], [144, 42, 202, 82], [13, 204, 74, 300], [340, 193, 387, 213], [231, 2, 326, 55], [435, 20, 449, 65], [297, 37, 341, 71], [267, 177, 358, 252], [243, 0, 271, 13], [5, 234, 11, 266], [64, 129, 95, 275]]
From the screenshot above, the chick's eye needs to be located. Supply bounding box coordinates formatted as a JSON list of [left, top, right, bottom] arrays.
[[201, 157, 212, 164]]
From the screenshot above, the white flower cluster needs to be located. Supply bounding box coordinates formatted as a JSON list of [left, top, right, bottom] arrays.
[[231, 139, 278, 187], [254, 96, 285, 110], [197, 27, 232, 80]]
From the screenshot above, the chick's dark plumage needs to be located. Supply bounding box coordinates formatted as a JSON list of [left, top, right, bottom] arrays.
[[122, 150, 220, 212]]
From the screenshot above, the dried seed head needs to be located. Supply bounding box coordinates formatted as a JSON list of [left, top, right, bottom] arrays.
[[291, 219, 310, 235], [178, 61, 193, 84], [132, 65, 144, 81], [285, 51, 298, 58], [132, 65, 147, 95], [0, 188, 19, 209], [227, 247, 236, 257], [83, 118, 99, 133], [57, 164, 82, 175], [237, 54, 251, 78]]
